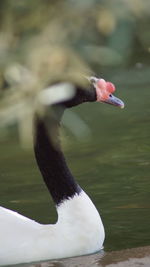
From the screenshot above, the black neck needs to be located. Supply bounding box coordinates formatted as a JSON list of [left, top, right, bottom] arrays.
[[33, 85, 96, 206], [34, 114, 81, 206]]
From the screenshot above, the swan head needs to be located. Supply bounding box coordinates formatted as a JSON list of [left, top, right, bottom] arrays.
[[45, 76, 124, 110], [90, 77, 124, 109]]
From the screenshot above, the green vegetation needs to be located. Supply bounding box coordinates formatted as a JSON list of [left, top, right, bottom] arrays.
[[0, 0, 150, 145]]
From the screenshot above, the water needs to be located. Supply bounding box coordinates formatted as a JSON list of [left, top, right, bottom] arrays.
[[0, 69, 150, 265]]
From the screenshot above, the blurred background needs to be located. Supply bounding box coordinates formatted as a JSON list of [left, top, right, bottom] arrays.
[[0, 0, 150, 255]]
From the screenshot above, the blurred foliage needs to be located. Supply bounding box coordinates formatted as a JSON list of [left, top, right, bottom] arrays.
[[0, 0, 150, 146]]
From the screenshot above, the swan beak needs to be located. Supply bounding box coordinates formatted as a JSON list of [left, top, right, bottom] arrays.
[[104, 94, 125, 109]]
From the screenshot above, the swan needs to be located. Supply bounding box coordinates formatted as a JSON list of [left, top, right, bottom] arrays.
[[0, 76, 124, 266]]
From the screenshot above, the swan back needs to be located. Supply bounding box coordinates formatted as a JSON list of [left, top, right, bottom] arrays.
[[0, 190, 104, 265]]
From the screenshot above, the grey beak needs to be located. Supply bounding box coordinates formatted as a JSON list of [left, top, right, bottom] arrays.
[[104, 94, 125, 109]]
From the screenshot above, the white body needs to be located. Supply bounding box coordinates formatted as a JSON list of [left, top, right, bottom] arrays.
[[0, 191, 105, 266]]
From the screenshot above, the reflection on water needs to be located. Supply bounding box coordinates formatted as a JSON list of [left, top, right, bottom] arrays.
[[10, 246, 150, 267], [11, 251, 105, 267], [0, 74, 150, 265]]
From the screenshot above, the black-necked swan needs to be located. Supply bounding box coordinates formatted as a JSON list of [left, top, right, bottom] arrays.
[[0, 76, 124, 266]]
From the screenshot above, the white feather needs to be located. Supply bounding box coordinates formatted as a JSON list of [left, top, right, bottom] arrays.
[[0, 190, 104, 266]]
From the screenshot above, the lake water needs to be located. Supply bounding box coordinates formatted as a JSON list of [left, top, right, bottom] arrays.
[[0, 68, 150, 266]]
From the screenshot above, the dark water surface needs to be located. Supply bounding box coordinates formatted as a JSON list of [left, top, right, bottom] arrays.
[[0, 70, 150, 265]]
